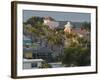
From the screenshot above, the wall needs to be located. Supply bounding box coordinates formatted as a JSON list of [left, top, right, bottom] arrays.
[[0, 0, 99, 80]]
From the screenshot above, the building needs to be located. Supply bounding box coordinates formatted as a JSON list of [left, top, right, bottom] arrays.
[[32, 47, 53, 62], [23, 59, 44, 69], [43, 16, 59, 29], [23, 35, 33, 59], [23, 35, 32, 48], [72, 28, 89, 38], [64, 22, 73, 33], [64, 22, 90, 38], [23, 48, 33, 59]]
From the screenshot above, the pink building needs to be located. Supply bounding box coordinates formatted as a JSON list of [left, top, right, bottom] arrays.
[[43, 16, 59, 29]]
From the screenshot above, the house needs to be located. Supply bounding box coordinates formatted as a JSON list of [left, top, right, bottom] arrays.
[[43, 16, 59, 29], [23, 35, 33, 59], [72, 28, 90, 38], [23, 35, 32, 48], [23, 35, 54, 62], [23, 47, 33, 59], [23, 59, 44, 69], [32, 47, 53, 62], [23, 46, 53, 63]]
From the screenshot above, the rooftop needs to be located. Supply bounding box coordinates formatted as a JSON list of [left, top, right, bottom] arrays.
[[23, 59, 44, 62], [43, 16, 54, 21]]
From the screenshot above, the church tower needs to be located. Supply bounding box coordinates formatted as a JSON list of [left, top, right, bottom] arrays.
[[64, 22, 73, 33]]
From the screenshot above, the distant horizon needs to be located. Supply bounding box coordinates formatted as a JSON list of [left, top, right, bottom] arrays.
[[23, 10, 91, 23]]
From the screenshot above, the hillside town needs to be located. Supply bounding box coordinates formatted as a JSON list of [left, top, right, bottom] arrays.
[[23, 16, 91, 69]]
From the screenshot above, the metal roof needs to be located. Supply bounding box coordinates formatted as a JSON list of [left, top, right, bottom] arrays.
[[23, 47, 52, 54]]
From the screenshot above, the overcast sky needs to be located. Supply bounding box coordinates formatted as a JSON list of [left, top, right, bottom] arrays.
[[23, 10, 91, 22]]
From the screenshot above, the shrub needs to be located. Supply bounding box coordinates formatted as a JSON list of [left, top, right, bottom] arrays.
[[62, 47, 90, 67]]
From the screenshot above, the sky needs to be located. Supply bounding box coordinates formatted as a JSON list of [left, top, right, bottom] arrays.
[[23, 10, 91, 22]]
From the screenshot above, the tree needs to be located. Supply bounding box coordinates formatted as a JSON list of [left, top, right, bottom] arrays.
[[62, 47, 90, 67], [24, 16, 65, 57], [26, 16, 43, 26], [40, 62, 52, 68], [82, 22, 91, 31], [77, 37, 90, 48], [64, 32, 79, 47]]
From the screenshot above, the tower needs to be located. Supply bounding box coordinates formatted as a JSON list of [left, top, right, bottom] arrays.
[[64, 22, 73, 33]]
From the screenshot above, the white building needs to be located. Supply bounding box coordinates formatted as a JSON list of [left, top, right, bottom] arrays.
[[64, 22, 73, 33], [23, 59, 44, 69]]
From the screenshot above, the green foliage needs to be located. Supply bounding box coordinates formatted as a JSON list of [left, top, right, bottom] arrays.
[[54, 54, 63, 62], [46, 30, 64, 45], [82, 22, 91, 31], [76, 48, 90, 66], [24, 16, 65, 57], [77, 37, 90, 48], [24, 16, 91, 66], [26, 16, 43, 26], [41, 62, 52, 68], [62, 47, 90, 67]]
